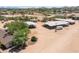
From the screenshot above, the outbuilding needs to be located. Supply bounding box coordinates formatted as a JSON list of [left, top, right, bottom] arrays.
[[24, 21, 36, 28], [44, 21, 69, 29]]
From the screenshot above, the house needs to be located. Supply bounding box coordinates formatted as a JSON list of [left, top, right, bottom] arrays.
[[0, 29, 13, 49], [24, 21, 36, 28]]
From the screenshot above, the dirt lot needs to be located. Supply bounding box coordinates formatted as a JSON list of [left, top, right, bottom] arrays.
[[0, 20, 79, 53], [20, 21, 79, 53]]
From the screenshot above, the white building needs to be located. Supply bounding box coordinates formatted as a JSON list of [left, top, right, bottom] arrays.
[[44, 21, 69, 29], [24, 21, 36, 28]]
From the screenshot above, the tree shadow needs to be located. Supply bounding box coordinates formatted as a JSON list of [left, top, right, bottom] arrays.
[[9, 44, 27, 53]]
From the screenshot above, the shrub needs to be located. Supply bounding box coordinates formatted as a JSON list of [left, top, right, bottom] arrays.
[[0, 16, 5, 21], [31, 36, 37, 42]]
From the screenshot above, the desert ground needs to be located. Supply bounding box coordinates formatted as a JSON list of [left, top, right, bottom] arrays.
[[20, 21, 79, 53], [0, 20, 79, 53]]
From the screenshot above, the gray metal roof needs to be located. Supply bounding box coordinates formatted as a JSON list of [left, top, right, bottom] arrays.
[[44, 21, 69, 27]]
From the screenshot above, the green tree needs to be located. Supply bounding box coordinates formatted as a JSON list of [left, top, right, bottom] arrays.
[[12, 29, 29, 47], [5, 21, 30, 47], [5, 21, 29, 34]]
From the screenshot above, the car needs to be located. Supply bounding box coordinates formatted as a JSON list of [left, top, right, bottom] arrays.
[[55, 26, 63, 30]]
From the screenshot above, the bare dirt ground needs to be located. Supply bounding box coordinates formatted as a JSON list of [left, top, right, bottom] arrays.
[[20, 21, 79, 53]]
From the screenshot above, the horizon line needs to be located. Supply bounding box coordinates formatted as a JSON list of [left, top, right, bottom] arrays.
[[0, 6, 79, 8]]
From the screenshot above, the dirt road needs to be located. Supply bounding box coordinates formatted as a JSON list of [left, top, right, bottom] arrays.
[[21, 21, 79, 53]]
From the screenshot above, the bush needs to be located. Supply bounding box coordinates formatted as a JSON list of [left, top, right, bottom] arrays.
[[31, 36, 37, 42], [0, 16, 5, 21]]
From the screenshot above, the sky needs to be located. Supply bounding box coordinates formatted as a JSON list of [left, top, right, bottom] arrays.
[[0, 0, 79, 7]]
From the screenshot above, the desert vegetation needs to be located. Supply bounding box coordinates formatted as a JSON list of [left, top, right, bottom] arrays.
[[0, 6, 79, 22], [0, 6, 79, 53], [5, 21, 30, 49]]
